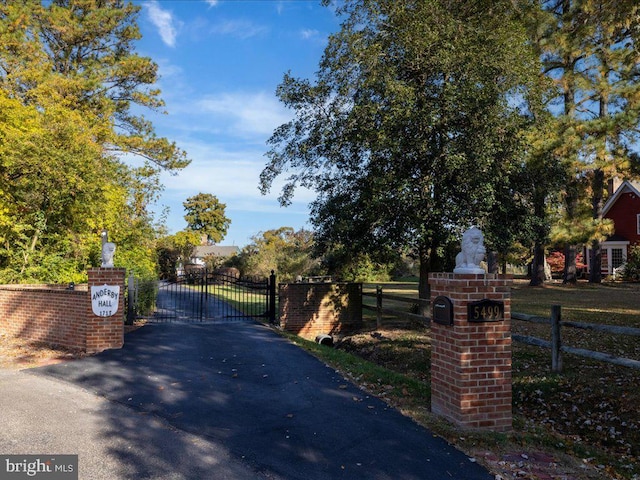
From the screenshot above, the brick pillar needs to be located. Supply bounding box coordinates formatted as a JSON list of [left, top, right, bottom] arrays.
[[87, 268, 125, 353], [429, 273, 513, 431]]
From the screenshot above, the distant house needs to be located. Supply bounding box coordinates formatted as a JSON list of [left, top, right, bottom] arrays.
[[585, 180, 640, 276], [190, 245, 240, 267]]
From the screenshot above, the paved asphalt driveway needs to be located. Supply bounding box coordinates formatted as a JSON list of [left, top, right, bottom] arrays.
[[34, 321, 493, 479]]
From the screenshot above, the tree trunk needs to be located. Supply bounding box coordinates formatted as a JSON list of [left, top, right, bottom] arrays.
[[589, 168, 605, 283], [19, 230, 41, 275], [487, 251, 499, 274], [530, 180, 547, 287], [562, 180, 579, 284], [418, 250, 430, 316], [589, 239, 602, 283], [529, 243, 546, 286], [556, 13, 581, 284], [563, 244, 577, 284]]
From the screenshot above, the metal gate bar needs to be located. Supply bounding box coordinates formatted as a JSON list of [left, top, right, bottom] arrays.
[[147, 269, 275, 323]]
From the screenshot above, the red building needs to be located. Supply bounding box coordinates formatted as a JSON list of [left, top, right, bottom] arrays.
[[586, 180, 640, 276]]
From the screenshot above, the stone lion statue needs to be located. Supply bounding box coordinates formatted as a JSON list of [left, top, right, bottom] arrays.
[[453, 227, 486, 274], [101, 242, 116, 268]]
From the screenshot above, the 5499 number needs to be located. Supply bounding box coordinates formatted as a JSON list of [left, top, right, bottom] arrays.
[[467, 299, 504, 322]]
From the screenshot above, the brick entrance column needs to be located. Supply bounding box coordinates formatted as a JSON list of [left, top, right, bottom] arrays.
[[87, 268, 125, 353], [429, 273, 513, 431]]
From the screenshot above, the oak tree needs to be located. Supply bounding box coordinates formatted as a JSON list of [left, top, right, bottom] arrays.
[[183, 193, 231, 245], [261, 0, 541, 296]]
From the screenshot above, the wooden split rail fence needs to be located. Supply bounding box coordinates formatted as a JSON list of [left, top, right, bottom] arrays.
[[363, 287, 640, 372], [512, 305, 640, 371], [362, 286, 430, 328]]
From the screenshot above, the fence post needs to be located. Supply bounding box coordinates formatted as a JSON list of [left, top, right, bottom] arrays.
[[376, 285, 383, 329], [269, 270, 277, 324], [551, 304, 563, 373], [126, 273, 135, 325], [203, 269, 209, 320]]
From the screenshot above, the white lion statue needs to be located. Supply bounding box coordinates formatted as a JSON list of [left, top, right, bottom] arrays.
[[453, 227, 486, 274], [101, 242, 116, 268]]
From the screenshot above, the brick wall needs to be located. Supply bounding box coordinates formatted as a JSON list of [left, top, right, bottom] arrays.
[[429, 273, 513, 432], [0, 285, 88, 350], [279, 283, 362, 340], [0, 268, 125, 353]]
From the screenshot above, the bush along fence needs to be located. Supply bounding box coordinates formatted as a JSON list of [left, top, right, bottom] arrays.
[[512, 306, 640, 371], [126, 274, 159, 324]]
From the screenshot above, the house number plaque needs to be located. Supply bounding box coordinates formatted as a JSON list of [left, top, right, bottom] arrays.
[[467, 299, 504, 323]]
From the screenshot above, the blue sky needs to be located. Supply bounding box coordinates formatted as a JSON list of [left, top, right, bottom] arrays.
[[132, 0, 340, 246]]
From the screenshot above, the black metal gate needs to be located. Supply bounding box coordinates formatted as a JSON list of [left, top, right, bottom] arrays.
[[149, 269, 276, 323]]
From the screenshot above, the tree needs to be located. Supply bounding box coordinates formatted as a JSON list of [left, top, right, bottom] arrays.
[[156, 230, 202, 279], [183, 193, 230, 244], [239, 227, 316, 281], [0, 0, 189, 282], [581, 0, 640, 282], [530, 0, 640, 283], [525, 0, 586, 284], [0, 88, 113, 281], [261, 0, 541, 297], [0, 0, 189, 173], [549, 175, 613, 282], [320, 245, 396, 282]]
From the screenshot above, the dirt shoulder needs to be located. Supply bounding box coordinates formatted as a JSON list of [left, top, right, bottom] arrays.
[[0, 322, 145, 370], [0, 334, 86, 370], [333, 328, 619, 480]]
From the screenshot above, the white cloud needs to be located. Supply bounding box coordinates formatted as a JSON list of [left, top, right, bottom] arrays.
[[300, 29, 320, 40], [210, 19, 269, 39], [159, 140, 315, 208], [145, 1, 179, 47], [196, 92, 291, 137], [204, 0, 219, 6]]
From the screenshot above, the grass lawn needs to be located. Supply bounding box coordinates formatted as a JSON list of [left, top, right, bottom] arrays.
[[296, 278, 640, 479], [205, 284, 271, 318]]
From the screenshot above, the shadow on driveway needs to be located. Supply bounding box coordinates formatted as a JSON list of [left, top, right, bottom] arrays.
[[35, 322, 493, 480]]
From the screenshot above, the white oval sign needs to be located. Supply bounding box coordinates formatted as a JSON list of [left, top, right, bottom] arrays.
[[91, 285, 120, 317]]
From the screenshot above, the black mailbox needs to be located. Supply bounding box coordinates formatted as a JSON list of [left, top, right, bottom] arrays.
[[433, 296, 453, 326]]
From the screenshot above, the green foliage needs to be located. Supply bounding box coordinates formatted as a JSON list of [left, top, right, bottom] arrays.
[[623, 244, 640, 282], [529, 0, 640, 283], [322, 247, 393, 282], [183, 193, 231, 244], [262, 0, 543, 293], [238, 227, 316, 282], [1, 0, 190, 173], [0, 0, 189, 284], [132, 278, 158, 317], [115, 244, 157, 279], [156, 243, 180, 280], [0, 252, 87, 285], [155, 231, 202, 279]]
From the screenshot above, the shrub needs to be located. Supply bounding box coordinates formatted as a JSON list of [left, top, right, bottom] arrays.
[[545, 250, 587, 277], [130, 277, 157, 316], [623, 244, 640, 281]]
